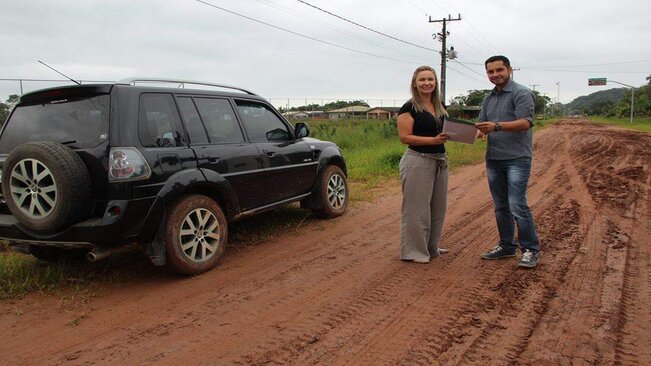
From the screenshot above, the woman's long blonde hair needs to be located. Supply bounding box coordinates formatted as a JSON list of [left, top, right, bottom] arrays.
[[409, 65, 448, 118]]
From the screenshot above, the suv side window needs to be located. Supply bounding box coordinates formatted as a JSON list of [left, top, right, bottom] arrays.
[[194, 98, 244, 144], [138, 93, 184, 148], [235, 100, 292, 142], [176, 97, 209, 144]]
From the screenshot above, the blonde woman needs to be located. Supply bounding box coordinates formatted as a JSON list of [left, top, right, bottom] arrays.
[[397, 65, 449, 263]]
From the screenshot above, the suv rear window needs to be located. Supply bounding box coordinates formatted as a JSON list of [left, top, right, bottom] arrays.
[[0, 95, 109, 153]]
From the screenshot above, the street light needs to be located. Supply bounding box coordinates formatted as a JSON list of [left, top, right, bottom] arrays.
[[588, 78, 635, 123]]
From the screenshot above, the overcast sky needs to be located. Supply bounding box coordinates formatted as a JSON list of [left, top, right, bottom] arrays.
[[1, 0, 649, 108]]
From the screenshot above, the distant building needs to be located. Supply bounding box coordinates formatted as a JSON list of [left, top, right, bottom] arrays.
[[306, 111, 327, 120], [367, 106, 401, 119], [283, 110, 327, 120], [446, 105, 481, 121], [328, 106, 370, 120], [283, 111, 309, 119]]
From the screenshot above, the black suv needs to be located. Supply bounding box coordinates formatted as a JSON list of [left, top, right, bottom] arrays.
[[0, 78, 348, 274]]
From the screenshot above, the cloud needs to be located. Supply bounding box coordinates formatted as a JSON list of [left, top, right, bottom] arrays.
[[1, 0, 649, 107]]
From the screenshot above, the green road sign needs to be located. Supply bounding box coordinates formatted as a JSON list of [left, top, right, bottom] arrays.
[[588, 78, 607, 86]]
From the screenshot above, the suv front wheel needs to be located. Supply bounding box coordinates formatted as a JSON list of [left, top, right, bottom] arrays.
[[164, 195, 228, 275], [311, 165, 349, 218]]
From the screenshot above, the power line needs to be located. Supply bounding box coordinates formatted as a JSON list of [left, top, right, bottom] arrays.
[[525, 58, 651, 68], [194, 0, 420, 65], [404, 0, 429, 16], [517, 68, 647, 74], [253, 0, 429, 60], [451, 60, 485, 78], [426, 0, 497, 53], [445, 64, 486, 83], [296, 0, 438, 53]]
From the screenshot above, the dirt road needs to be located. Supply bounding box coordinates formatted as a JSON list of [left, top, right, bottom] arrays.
[[1, 119, 649, 365]]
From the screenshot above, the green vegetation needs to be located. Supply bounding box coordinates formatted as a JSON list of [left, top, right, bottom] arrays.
[[0, 94, 19, 125], [450, 89, 551, 116], [587, 116, 651, 133], [565, 76, 651, 118], [308, 119, 487, 200], [0, 243, 159, 300], [278, 99, 369, 113]]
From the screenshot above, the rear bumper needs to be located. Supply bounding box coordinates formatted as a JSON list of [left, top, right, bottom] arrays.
[[0, 197, 157, 248]]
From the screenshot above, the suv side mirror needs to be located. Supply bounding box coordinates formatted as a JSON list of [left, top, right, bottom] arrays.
[[294, 122, 309, 138]]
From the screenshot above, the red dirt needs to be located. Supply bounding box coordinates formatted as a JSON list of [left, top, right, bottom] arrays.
[[1, 119, 649, 365]]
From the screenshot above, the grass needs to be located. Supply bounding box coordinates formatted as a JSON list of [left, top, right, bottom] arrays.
[[586, 116, 651, 133], [0, 118, 492, 300], [309, 119, 488, 200], [0, 243, 159, 300]]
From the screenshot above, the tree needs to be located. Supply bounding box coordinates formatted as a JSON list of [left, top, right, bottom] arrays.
[[0, 94, 20, 125], [465, 89, 491, 106], [532, 91, 550, 115], [450, 89, 490, 106]]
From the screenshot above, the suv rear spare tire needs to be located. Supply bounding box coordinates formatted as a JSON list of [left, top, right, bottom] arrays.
[[2, 142, 93, 233]]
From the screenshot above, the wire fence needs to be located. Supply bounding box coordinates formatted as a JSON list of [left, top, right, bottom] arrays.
[[0, 78, 407, 111]]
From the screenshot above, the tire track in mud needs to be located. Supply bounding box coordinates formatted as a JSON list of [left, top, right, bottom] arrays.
[[199, 165, 505, 365], [61, 121, 651, 365], [54, 212, 407, 364], [2, 120, 649, 365], [268, 125, 586, 365], [515, 121, 651, 365]]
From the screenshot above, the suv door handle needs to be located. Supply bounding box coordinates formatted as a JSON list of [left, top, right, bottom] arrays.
[[207, 157, 219, 163], [263, 149, 275, 157]]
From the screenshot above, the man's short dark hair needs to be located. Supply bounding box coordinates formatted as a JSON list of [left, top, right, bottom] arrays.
[[485, 55, 511, 69]]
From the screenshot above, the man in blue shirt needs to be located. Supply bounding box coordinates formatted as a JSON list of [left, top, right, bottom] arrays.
[[475, 55, 540, 268]]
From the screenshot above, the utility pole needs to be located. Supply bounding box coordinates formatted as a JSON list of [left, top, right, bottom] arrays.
[[429, 14, 461, 104], [529, 84, 539, 119], [556, 81, 560, 116], [511, 67, 521, 81]]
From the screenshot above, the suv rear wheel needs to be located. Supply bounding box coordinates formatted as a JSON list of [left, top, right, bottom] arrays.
[[164, 195, 227, 275], [311, 165, 348, 218], [2, 142, 92, 233]]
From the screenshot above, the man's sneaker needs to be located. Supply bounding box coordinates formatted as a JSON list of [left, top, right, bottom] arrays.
[[518, 250, 540, 268], [480, 245, 516, 260]]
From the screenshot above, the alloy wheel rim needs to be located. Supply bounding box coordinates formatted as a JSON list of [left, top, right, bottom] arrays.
[[9, 158, 58, 219], [179, 208, 221, 262], [326, 174, 346, 209]]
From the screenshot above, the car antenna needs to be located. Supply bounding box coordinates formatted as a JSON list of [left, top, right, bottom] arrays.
[[38, 60, 81, 85]]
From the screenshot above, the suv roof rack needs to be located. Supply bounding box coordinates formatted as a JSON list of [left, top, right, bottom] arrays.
[[115, 77, 257, 95]]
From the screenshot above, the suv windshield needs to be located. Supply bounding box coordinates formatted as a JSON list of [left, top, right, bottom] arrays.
[[0, 94, 109, 153]]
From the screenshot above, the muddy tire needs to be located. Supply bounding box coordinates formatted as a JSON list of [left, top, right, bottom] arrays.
[[164, 195, 228, 275], [1, 142, 92, 233], [311, 165, 348, 218]]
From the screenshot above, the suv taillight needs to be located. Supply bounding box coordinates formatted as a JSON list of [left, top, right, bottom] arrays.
[[108, 147, 151, 181]]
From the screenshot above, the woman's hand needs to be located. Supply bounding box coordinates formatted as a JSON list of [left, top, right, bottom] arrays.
[[433, 132, 449, 145]]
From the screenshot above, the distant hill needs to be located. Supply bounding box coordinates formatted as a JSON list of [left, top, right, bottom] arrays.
[[566, 88, 627, 113]]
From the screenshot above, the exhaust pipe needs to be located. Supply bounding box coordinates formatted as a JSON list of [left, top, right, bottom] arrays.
[[87, 244, 137, 262]]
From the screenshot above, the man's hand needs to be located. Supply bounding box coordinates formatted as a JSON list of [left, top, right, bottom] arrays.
[[475, 121, 497, 134], [475, 130, 486, 141]]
